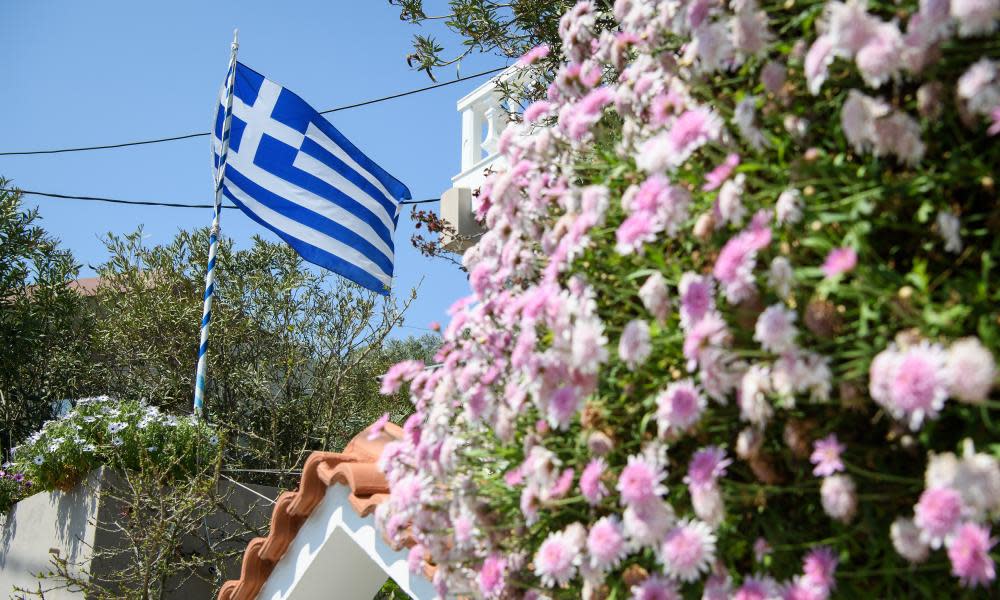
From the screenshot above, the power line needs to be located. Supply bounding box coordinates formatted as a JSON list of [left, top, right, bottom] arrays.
[[3, 187, 439, 209], [0, 66, 508, 157]]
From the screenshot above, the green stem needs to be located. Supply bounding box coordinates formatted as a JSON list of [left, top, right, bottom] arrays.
[[845, 462, 922, 485]]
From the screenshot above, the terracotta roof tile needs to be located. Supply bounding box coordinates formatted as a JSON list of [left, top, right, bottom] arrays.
[[68, 276, 102, 296], [218, 421, 402, 600]]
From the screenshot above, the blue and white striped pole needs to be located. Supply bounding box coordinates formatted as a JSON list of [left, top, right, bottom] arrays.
[[194, 29, 238, 418]]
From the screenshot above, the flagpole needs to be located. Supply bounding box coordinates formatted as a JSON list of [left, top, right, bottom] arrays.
[[193, 29, 239, 418]]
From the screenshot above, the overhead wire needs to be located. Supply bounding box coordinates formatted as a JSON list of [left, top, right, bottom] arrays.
[[0, 66, 508, 157], [1, 188, 440, 209]]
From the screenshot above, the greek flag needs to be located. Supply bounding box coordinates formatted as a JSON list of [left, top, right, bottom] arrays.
[[212, 62, 411, 294]]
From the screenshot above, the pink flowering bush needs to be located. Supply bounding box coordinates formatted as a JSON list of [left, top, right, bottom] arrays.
[[379, 0, 999, 596]]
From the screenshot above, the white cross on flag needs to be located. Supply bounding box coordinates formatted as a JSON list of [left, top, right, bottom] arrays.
[[212, 62, 411, 294]]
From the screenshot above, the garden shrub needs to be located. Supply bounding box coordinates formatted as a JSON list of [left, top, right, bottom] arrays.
[[378, 0, 1000, 597], [10, 396, 219, 494]]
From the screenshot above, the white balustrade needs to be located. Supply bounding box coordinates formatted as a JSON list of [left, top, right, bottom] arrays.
[[452, 72, 514, 191], [440, 67, 520, 251]]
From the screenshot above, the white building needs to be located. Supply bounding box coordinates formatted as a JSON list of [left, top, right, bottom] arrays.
[[439, 68, 520, 252]]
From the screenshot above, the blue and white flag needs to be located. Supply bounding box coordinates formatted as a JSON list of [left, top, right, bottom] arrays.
[[212, 62, 411, 294]]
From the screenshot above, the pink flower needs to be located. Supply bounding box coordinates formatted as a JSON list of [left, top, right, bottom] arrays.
[[826, 0, 879, 54], [548, 386, 581, 429], [639, 272, 670, 324], [524, 100, 554, 123], [367, 412, 391, 441], [802, 546, 838, 592], [734, 576, 780, 600], [805, 34, 835, 95], [712, 234, 757, 304], [562, 87, 615, 140], [691, 483, 726, 528], [716, 174, 747, 226], [580, 458, 608, 505], [637, 107, 723, 172], [714, 221, 772, 303], [478, 554, 506, 598], [517, 43, 551, 66], [683, 311, 730, 366], [392, 473, 426, 508], [950, 0, 1000, 37], [891, 517, 930, 563], [703, 574, 733, 599], [623, 498, 676, 549], [810, 434, 846, 477], [781, 578, 826, 600], [703, 153, 741, 191], [893, 343, 950, 421], [650, 91, 683, 125], [622, 175, 692, 240], [627, 174, 666, 214], [754, 304, 799, 353], [548, 468, 576, 499], [739, 364, 774, 426], [678, 272, 716, 328], [587, 515, 627, 571], [616, 213, 657, 254], [619, 319, 652, 370], [855, 22, 904, 88], [947, 522, 996, 588], [617, 453, 667, 506], [534, 524, 583, 587], [870, 342, 950, 430], [381, 360, 424, 394], [821, 247, 857, 278], [685, 446, 731, 490], [630, 575, 681, 600], [661, 519, 716, 582], [656, 379, 706, 435], [453, 513, 475, 545], [820, 474, 857, 523], [667, 108, 724, 166], [776, 188, 803, 225], [687, 21, 736, 72], [914, 487, 964, 548], [504, 465, 524, 487], [407, 544, 425, 574], [946, 337, 996, 404]]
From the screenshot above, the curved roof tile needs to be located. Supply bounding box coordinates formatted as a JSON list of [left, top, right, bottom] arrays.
[[218, 421, 402, 600]]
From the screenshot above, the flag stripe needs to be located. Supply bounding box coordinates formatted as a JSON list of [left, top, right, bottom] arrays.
[[303, 123, 402, 217], [252, 136, 395, 246], [297, 135, 397, 226], [222, 181, 390, 292], [223, 166, 394, 274], [219, 149, 395, 262], [292, 149, 395, 233]]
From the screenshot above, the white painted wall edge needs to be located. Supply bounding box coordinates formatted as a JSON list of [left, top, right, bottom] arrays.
[[256, 486, 436, 600]]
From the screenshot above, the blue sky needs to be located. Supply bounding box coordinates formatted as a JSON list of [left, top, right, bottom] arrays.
[[1, 1, 504, 335]]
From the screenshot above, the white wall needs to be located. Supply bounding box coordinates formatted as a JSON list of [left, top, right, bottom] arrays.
[[0, 470, 102, 599], [0, 470, 277, 599], [256, 486, 436, 600]]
